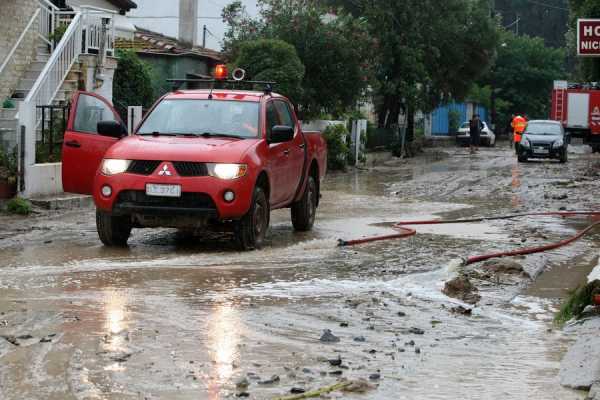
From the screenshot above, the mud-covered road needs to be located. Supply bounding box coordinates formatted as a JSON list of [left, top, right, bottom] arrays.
[[2, 143, 600, 399]]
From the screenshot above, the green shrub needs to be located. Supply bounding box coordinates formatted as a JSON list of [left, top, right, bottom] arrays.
[[323, 124, 350, 171], [554, 280, 600, 326], [2, 98, 15, 109], [6, 197, 31, 215], [448, 109, 461, 135], [114, 50, 155, 120]]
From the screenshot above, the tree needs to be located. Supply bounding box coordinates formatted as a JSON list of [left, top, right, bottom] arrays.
[[233, 39, 305, 105], [332, 0, 498, 149], [488, 30, 565, 123], [222, 0, 373, 119], [113, 50, 155, 119]]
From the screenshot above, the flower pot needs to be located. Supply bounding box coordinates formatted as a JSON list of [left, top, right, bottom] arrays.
[[0, 179, 17, 199]]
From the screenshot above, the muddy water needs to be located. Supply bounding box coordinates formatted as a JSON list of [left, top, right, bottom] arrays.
[[1, 145, 598, 399]]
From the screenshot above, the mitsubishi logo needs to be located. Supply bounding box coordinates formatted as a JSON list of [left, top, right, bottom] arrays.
[[158, 164, 172, 176]]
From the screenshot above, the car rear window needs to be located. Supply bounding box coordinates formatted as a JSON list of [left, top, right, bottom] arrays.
[[137, 99, 260, 138]]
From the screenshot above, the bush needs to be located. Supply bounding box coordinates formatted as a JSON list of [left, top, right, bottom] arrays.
[[2, 98, 15, 109], [448, 109, 461, 135], [554, 280, 600, 326], [6, 197, 31, 215], [323, 124, 350, 171], [114, 50, 155, 120]]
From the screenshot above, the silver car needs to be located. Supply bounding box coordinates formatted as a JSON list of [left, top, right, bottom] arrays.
[[456, 121, 496, 147]]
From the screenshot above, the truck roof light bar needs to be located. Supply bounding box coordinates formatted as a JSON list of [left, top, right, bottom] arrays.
[[166, 79, 276, 95]]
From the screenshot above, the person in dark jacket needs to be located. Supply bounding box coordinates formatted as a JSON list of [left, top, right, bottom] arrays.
[[469, 114, 484, 154]]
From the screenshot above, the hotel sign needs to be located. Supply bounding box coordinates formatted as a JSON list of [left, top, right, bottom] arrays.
[[578, 19, 600, 56]]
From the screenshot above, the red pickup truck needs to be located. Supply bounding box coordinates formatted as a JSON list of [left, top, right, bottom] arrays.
[[61, 84, 327, 249]]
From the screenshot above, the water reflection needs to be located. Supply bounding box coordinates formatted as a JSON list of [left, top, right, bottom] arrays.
[[207, 302, 241, 399], [102, 289, 131, 371]]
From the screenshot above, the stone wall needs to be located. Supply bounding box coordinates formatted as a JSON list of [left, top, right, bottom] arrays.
[[0, 0, 39, 102]]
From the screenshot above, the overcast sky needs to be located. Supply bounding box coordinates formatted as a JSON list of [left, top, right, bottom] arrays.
[[128, 0, 259, 51]]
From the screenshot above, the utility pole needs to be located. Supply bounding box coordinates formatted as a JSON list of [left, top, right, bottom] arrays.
[[202, 24, 207, 48]]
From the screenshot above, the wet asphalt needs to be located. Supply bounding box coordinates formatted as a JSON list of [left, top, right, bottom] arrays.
[[1, 143, 600, 399]]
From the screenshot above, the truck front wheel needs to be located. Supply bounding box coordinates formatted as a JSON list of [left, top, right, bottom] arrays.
[[291, 175, 317, 231], [234, 186, 270, 250], [96, 209, 132, 247]]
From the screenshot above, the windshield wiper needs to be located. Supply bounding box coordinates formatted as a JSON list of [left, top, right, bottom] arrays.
[[200, 132, 244, 139]]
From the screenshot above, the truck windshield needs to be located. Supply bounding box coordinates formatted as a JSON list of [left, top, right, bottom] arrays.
[[137, 99, 260, 138], [524, 123, 562, 135]]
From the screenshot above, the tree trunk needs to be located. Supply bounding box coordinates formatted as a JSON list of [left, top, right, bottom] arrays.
[[404, 103, 415, 157]]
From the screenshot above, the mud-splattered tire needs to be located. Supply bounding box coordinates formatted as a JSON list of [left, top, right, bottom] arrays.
[[517, 155, 527, 163], [96, 209, 132, 247], [559, 150, 568, 163], [234, 186, 269, 250], [291, 175, 317, 232]]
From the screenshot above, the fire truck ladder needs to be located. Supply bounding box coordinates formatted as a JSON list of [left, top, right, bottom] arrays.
[[555, 89, 565, 122]]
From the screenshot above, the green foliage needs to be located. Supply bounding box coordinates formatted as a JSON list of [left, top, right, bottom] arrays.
[[490, 30, 565, 119], [6, 197, 31, 215], [233, 39, 305, 105], [2, 98, 15, 109], [48, 24, 68, 44], [323, 124, 350, 170], [554, 280, 600, 326], [114, 50, 155, 120], [330, 0, 498, 146], [223, 0, 373, 119], [467, 84, 492, 109], [448, 109, 461, 134]]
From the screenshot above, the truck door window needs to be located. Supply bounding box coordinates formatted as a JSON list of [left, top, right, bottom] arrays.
[[74, 94, 117, 134], [266, 102, 280, 137], [274, 101, 294, 127]]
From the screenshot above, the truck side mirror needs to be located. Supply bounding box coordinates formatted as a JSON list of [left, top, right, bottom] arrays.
[[98, 120, 127, 138], [268, 125, 294, 144]]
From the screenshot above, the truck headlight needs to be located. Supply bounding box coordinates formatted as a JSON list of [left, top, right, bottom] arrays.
[[207, 163, 248, 180], [101, 159, 131, 176], [553, 139, 564, 148]]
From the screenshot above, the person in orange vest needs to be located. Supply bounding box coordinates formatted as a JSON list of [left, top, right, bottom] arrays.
[[511, 114, 527, 154]]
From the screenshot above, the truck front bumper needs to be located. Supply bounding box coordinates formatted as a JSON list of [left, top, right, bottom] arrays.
[[92, 173, 254, 221]]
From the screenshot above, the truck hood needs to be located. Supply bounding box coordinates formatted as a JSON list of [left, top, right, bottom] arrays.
[[104, 135, 259, 163]]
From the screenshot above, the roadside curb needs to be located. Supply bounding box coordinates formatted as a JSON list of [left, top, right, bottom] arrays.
[[28, 194, 93, 210]]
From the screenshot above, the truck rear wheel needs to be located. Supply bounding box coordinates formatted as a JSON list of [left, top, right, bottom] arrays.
[[234, 186, 269, 250], [96, 209, 132, 247], [291, 175, 317, 231]]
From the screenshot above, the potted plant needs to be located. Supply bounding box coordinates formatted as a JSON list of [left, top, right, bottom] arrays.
[[0, 145, 17, 199]]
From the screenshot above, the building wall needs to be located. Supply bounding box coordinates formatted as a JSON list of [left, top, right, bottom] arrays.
[[0, 0, 39, 102], [430, 103, 489, 136]]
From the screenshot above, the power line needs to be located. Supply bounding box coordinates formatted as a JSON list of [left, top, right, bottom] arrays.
[[525, 0, 569, 12]]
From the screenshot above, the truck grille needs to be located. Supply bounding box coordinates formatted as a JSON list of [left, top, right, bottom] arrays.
[[127, 160, 161, 175], [117, 190, 216, 209], [172, 162, 208, 177]]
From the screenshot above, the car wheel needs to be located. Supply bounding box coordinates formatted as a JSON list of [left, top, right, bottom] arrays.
[[517, 154, 527, 163], [96, 209, 132, 247], [291, 175, 318, 231], [235, 186, 270, 250], [559, 149, 568, 163]]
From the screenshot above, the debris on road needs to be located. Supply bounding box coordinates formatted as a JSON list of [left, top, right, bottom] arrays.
[[319, 329, 340, 343], [442, 275, 481, 304]]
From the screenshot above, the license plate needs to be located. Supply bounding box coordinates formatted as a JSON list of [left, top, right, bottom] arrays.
[[146, 183, 181, 197], [534, 147, 549, 154]]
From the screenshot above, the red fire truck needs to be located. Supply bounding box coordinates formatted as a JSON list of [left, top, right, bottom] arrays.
[[551, 80, 600, 152]]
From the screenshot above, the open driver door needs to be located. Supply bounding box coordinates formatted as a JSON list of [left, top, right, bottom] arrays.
[[61, 91, 126, 195]]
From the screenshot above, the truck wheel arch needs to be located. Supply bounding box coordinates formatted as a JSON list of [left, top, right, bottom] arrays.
[[309, 160, 320, 207], [255, 171, 271, 201]]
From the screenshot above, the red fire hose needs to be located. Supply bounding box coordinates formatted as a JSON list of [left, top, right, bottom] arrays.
[[338, 211, 600, 266]]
